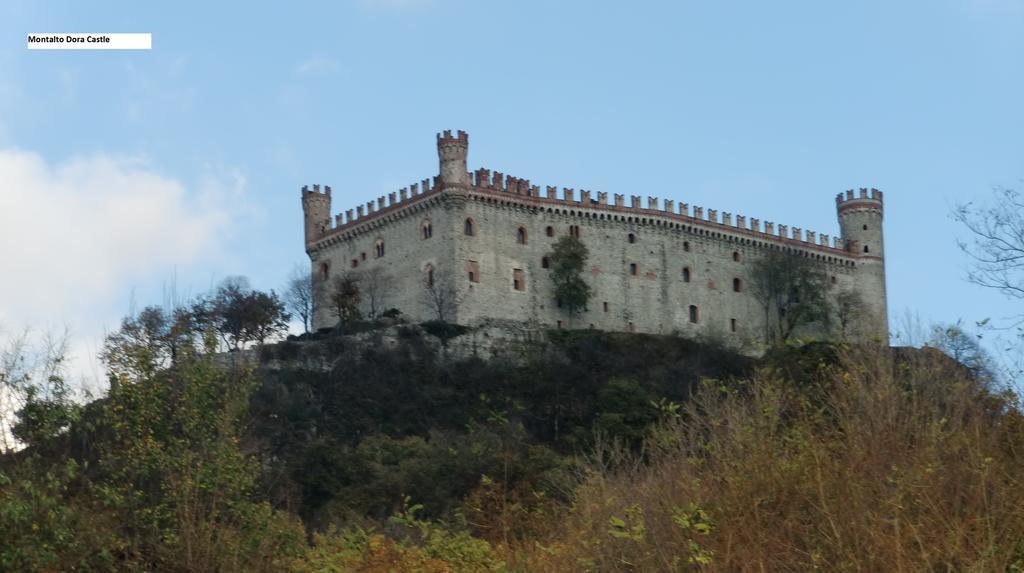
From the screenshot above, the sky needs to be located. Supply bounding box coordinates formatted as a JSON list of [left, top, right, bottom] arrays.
[[0, 0, 1022, 389]]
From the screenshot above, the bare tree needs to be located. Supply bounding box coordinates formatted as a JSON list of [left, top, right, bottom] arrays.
[[954, 186, 1024, 302], [357, 266, 393, 319], [284, 265, 315, 333], [834, 289, 866, 341], [750, 249, 830, 343], [328, 274, 362, 329], [421, 271, 462, 323]]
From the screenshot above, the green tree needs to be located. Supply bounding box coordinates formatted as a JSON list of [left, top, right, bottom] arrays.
[[329, 275, 362, 328], [750, 249, 830, 343], [548, 236, 593, 325]]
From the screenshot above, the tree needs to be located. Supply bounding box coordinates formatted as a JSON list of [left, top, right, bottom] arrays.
[[284, 265, 316, 334], [750, 249, 830, 343], [329, 275, 362, 328], [548, 236, 592, 325], [929, 321, 994, 381], [191, 277, 290, 350], [421, 271, 461, 323], [954, 186, 1024, 302], [834, 289, 866, 341], [358, 267, 393, 320]]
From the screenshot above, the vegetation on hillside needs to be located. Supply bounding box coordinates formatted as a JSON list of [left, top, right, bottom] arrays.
[[2, 289, 1022, 570]]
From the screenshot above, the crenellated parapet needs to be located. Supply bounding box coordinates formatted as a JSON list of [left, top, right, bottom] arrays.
[[305, 131, 869, 260]]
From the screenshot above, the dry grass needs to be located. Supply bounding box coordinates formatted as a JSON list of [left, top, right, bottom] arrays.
[[512, 345, 1024, 572]]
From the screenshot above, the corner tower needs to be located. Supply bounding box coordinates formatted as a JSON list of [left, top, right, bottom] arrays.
[[301, 184, 331, 247], [437, 130, 469, 187], [837, 187, 888, 341]]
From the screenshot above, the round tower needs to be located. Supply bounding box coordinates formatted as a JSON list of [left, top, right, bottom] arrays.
[[437, 130, 470, 187], [836, 187, 888, 342], [301, 184, 332, 247]]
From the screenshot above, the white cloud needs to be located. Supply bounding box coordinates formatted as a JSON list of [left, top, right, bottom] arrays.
[[0, 148, 243, 386], [295, 56, 340, 76]]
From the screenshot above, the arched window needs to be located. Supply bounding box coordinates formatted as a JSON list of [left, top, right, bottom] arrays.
[[831, 275, 837, 284], [424, 264, 434, 287], [682, 267, 691, 283], [464, 218, 475, 236], [683, 241, 691, 252], [516, 226, 528, 244], [733, 277, 742, 292], [320, 261, 330, 280], [732, 251, 741, 262], [421, 220, 433, 239], [351, 259, 359, 268], [689, 305, 699, 323], [541, 256, 550, 269], [569, 225, 581, 238], [628, 233, 636, 244], [374, 238, 385, 258], [730, 318, 737, 332], [545, 226, 554, 237], [864, 245, 870, 253]]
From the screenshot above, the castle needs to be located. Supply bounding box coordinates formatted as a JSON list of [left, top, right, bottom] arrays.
[[302, 131, 888, 343]]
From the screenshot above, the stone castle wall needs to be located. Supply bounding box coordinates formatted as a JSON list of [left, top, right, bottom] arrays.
[[303, 131, 888, 343]]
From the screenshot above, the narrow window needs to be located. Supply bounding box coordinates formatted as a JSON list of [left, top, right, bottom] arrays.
[[689, 305, 699, 324], [464, 218, 475, 236], [730, 318, 737, 332], [830, 275, 837, 284], [682, 267, 691, 282], [512, 268, 525, 291], [351, 259, 359, 268], [733, 277, 742, 292], [569, 225, 581, 238], [603, 301, 609, 312], [546, 226, 554, 237], [422, 220, 433, 239], [629, 263, 638, 276], [864, 245, 870, 253], [516, 226, 528, 244], [425, 264, 434, 287], [628, 233, 636, 244], [361, 252, 367, 261], [541, 256, 550, 269], [683, 241, 690, 252], [467, 260, 480, 283], [557, 320, 563, 329], [321, 261, 330, 280], [732, 251, 741, 262], [374, 239, 385, 258], [863, 224, 868, 230]]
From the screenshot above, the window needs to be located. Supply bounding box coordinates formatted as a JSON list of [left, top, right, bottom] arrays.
[[863, 224, 868, 230], [733, 277, 742, 292], [557, 320, 563, 329], [569, 225, 581, 238], [831, 275, 837, 284], [682, 267, 691, 282], [425, 264, 434, 287], [864, 245, 870, 253], [732, 251, 741, 262], [512, 268, 525, 291], [629, 263, 638, 276], [628, 322, 636, 333], [467, 260, 480, 283], [628, 233, 636, 244], [422, 220, 433, 239], [516, 226, 528, 244], [683, 241, 690, 252], [361, 252, 367, 261], [464, 218, 475, 236], [320, 261, 330, 280], [689, 305, 699, 324], [545, 226, 554, 237], [730, 318, 737, 332], [603, 301, 609, 312], [351, 259, 359, 268], [541, 256, 550, 269], [374, 239, 385, 258]]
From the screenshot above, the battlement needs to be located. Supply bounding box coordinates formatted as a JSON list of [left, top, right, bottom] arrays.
[[437, 129, 469, 146], [301, 183, 331, 199], [306, 131, 872, 258]]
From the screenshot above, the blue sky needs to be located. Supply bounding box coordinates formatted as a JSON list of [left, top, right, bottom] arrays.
[[1, 0, 1022, 385]]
